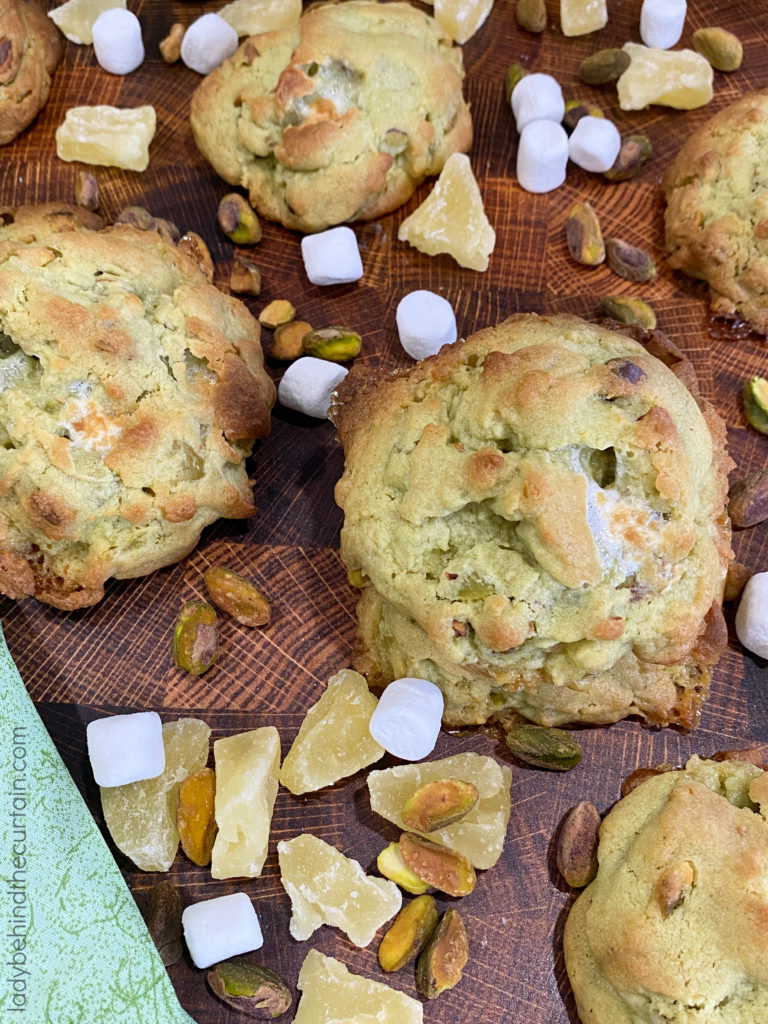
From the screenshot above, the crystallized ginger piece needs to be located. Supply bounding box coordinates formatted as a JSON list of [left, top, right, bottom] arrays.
[[398, 153, 495, 272], [218, 0, 302, 36], [367, 752, 512, 870], [279, 670, 384, 795], [433, 0, 494, 44], [617, 43, 714, 111], [56, 106, 156, 172], [48, 0, 125, 44], [100, 718, 211, 872], [277, 834, 402, 947], [293, 949, 423, 1024], [211, 727, 280, 879], [560, 0, 607, 36]]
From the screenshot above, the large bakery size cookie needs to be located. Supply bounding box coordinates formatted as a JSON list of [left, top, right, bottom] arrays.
[[0, 205, 275, 609], [0, 0, 61, 146], [190, 0, 472, 233], [332, 314, 732, 728], [663, 90, 768, 334], [564, 757, 768, 1023]]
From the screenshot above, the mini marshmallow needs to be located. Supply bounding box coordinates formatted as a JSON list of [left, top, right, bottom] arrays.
[[640, 0, 686, 50], [278, 357, 348, 420], [182, 892, 263, 969], [87, 711, 164, 788], [181, 13, 238, 75], [301, 226, 364, 286], [517, 119, 569, 193], [396, 290, 457, 360], [368, 678, 444, 761], [735, 572, 768, 659], [92, 9, 144, 75], [511, 73, 565, 132], [568, 116, 622, 173]]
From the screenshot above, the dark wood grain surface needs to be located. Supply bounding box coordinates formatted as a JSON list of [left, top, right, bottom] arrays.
[[7, 1, 768, 1021]]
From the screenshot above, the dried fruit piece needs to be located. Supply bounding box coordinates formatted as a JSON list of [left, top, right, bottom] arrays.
[[398, 152, 495, 272], [144, 879, 183, 966], [579, 48, 631, 84], [399, 833, 476, 898], [271, 320, 312, 361], [605, 237, 656, 282], [433, 0, 494, 44], [368, 753, 512, 869], [503, 721, 582, 771], [160, 22, 185, 63], [743, 377, 768, 435], [302, 327, 362, 362], [211, 727, 280, 879], [728, 468, 768, 528], [600, 295, 657, 329], [203, 566, 271, 627], [377, 842, 431, 895], [379, 894, 439, 973], [56, 105, 156, 172], [279, 669, 384, 795], [416, 908, 469, 999], [692, 27, 743, 72], [177, 766, 217, 867], [603, 133, 652, 182], [207, 957, 292, 1019], [620, 763, 675, 797], [48, 0, 126, 44], [173, 600, 218, 676], [618, 43, 713, 111], [218, 193, 262, 245], [565, 201, 605, 266], [556, 801, 600, 887], [278, 834, 402, 946], [179, 232, 214, 282], [230, 257, 262, 295], [402, 779, 479, 833], [76, 171, 99, 211], [560, 0, 607, 36], [100, 718, 211, 871], [218, 0, 302, 36], [516, 0, 545, 33], [259, 300, 295, 329], [504, 62, 527, 105]]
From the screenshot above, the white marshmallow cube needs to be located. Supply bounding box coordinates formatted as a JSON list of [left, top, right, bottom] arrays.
[[369, 678, 444, 761], [568, 116, 622, 173], [301, 227, 364, 286], [735, 572, 768, 659], [517, 119, 569, 193], [181, 13, 238, 75], [182, 893, 263, 969], [396, 290, 457, 360], [511, 73, 565, 132], [92, 9, 144, 75], [278, 357, 348, 420], [640, 0, 686, 50], [87, 711, 164, 788]]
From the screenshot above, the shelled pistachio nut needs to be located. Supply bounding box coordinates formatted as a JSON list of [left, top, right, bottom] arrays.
[[503, 721, 582, 770], [565, 202, 605, 266], [378, 894, 439, 973], [207, 958, 292, 1019], [302, 326, 362, 362], [416, 908, 469, 999], [173, 600, 218, 675]]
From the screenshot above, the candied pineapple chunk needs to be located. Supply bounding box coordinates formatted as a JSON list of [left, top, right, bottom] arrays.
[[433, 0, 494, 44], [367, 753, 512, 870], [560, 0, 607, 36], [48, 0, 125, 44], [398, 153, 495, 272], [56, 106, 157, 173], [278, 834, 402, 947], [100, 718, 210, 872], [279, 670, 384, 795], [218, 0, 302, 36], [293, 949, 423, 1024], [618, 43, 714, 111], [211, 727, 280, 879]]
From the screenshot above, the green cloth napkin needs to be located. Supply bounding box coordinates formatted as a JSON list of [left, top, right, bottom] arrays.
[[0, 625, 196, 1024]]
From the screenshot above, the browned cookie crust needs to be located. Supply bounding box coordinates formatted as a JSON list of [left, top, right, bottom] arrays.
[[0, 205, 275, 609], [332, 314, 732, 729], [0, 0, 61, 146], [663, 90, 768, 334], [190, 1, 472, 233]]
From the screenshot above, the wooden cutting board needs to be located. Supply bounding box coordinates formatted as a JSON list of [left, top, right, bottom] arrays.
[[7, 2, 768, 1021]]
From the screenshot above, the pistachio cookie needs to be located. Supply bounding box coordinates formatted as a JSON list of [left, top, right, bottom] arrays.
[[190, 1, 472, 233], [0, 205, 275, 609], [565, 757, 768, 1023], [0, 0, 62, 145], [663, 90, 768, 333], [332, 314, 732, 728]]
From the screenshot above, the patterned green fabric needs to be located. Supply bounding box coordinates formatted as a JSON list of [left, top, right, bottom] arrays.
[[0, 626, 196, 1023]]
